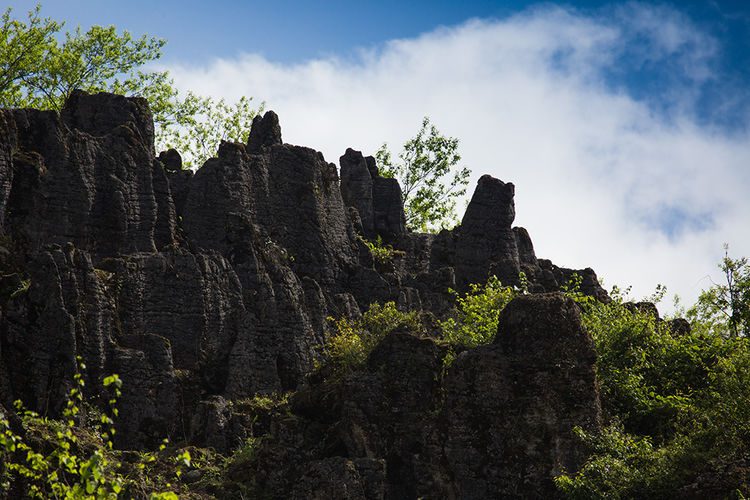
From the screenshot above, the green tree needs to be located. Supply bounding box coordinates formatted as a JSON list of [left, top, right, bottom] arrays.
[[0, 4, 165, 112], [688, 245, 750, 337], [0, 4, 261, 169], [155, 92, 264, 169], [377, 117, 471, 232], [0, 4, 59, 107]]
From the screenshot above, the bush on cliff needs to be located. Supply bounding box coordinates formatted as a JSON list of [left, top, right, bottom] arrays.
[[556, 262, 750, 498], [325, 275, 522, 373], [440, 275, 521, 348], [323, 302, 422, 374]]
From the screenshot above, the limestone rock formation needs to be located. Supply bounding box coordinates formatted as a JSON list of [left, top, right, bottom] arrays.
[[2, 91, 175, 257], [230, 294, 601, 499], [454, 174, 520, 288], [1, 91, 612, 494], [340, 148, 406, 241], [443, 293, 601, 498], [246, 110, 282, 153]]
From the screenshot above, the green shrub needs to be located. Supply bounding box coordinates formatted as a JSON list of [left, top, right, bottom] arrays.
[[324, 302, 421, 374], [363, 236, 392, 264], [440, 275, 519, 348], [0, 361, 124, 499], [555, 423, 690, 499], [557, 276, 750, 498], [359, 236, 404, 271]]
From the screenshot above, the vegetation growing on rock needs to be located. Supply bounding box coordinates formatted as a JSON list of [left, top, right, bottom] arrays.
[[0, 3, 262, 168], [377, 117, 471, 232], [323, 302, 422, 374], [557, 256, 750, 499], [0, 12, 748, 492]]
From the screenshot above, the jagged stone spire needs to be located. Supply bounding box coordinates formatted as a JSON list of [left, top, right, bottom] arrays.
[[246, 110, 282, 153]]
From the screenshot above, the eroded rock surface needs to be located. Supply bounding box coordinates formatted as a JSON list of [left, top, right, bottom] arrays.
[[1, 91, 609, 493], [443, 293, 601, 498], [340, 148, 406, 241], [228, 294, 601, 499]]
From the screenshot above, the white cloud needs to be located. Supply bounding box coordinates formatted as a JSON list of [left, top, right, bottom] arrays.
[[164, 3, 750, 313]]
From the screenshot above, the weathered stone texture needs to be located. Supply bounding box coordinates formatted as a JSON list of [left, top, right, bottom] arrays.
[[236, 295, 602, 499], [246, 110, 282, 153], [0, 92, 621, 494], [442, 293, 601, 498], [340, 148, 406, 242], [2, 92, 175, 258], [340, 148, 375, 236], [454, 174, 520, 289]]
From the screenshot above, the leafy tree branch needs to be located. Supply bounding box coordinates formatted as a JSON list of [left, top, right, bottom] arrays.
[[0, 4, 262, 169], [377, 117, 470, 232]]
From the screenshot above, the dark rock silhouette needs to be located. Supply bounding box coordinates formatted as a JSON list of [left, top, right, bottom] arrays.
[[340, 148, 375, 236], [246, 110, 282, 153], [442, 294, 601, 498], [0, 91, 612, 494], [158, 148, 182, 172], [340, 147, 406, 241], [455, 174, 520, 288], [237, 294, 600, 498]]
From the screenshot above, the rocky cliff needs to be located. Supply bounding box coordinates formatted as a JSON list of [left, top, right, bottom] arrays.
[[0, 91, 609, 497]]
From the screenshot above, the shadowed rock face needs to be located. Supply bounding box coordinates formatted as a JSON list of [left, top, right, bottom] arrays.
[[340, 148, 375, 236], [2, 90, 174, 257], [246, 110, 282, 153], [340, 147, 406, 242], [442, 294, 601, 498], [233, 294, 601, 499], [455, 174, 520, 289], [1, 92, 607, 493], [0, 96, 365, 446]]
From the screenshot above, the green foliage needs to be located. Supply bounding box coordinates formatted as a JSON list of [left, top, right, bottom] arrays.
[[556, 271, 750, 498], [324, 302, 422, 374], [359, 235, 405, 272], [0, 358, 195, 499], [0, 358, 124, 498], [361, 236, 393, 265], [579, 287, 701, 438], [9, 278, 30, 298], [687, 245, 750, 338], [377, 116, 470, 232], [0, 4, 262, 169], [440, 275, 519, 348], [236, 392, 290, 413], [228, 435, 262, 470], [0, 4, 164, 112], [156, 92, 264, 169], [0, 4, 59, 107], [121, 438, 202, 499], [324, 275, 523, 373], [555, 423, 689, 499]]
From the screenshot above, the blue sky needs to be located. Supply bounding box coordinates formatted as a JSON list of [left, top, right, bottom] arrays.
[[15, 1, 750, 120], [8, 1, 750, 309], [13, 2, 750, 62]]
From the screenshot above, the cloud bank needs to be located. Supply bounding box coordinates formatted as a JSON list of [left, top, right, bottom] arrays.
[[164, 3, 750, 311]]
